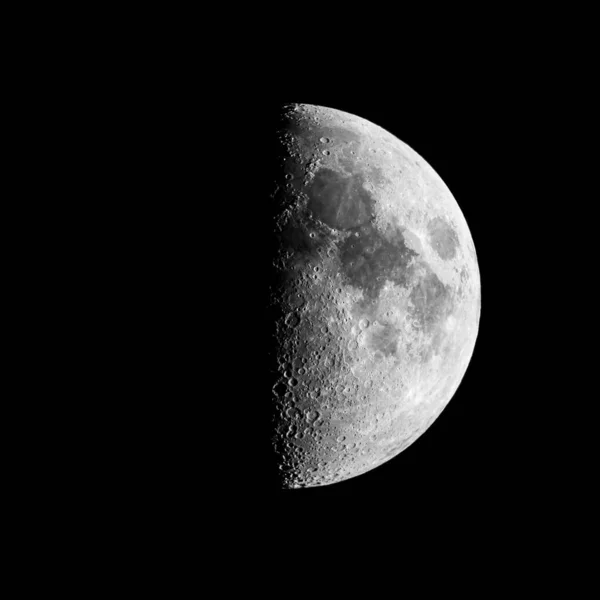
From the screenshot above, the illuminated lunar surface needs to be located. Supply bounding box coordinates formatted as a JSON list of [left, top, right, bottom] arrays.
[[268, 103, 480, 488]]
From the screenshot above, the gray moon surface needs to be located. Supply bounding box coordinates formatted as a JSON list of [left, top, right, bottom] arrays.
[[268, 103, 480, 488]]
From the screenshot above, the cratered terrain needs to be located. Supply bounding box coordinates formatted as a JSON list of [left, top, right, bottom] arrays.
[[266, 103, 481, 488]]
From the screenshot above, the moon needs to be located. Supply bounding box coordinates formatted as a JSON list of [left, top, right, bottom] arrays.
[[267, 103, 480, 488]]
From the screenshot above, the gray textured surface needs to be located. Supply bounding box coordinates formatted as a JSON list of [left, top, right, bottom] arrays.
[[269, 103, 480, 488]]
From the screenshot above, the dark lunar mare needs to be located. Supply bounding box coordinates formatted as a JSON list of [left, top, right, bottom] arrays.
[[427, 216, 459, 260], [303, 168, 420, 304], [302, 166, 452, 346]]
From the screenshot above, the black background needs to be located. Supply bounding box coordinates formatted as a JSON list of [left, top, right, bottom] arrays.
[[57, 13, 594, 574], [50, 24, 595, 574], [21, 13, 590, 572]]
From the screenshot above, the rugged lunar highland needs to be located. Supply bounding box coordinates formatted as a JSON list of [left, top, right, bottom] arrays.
[[268, 103, 480, 488]]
